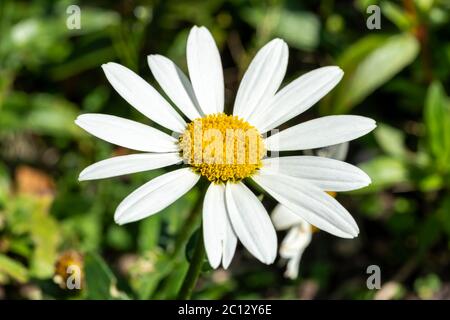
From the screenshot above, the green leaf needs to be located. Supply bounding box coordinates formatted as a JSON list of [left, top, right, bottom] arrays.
[[84, 252, 125, 300], [152, 260, 189, 299], [381, 1, 413, 30], [424, 81, 450, 169], [357, 156, 409, 192], [0, 253, 29, 283], [241, 7, 320, 51], [0, 162, 10, 205], [129, 251, 175, 299], [106, 225, 133, 251], [271, 10, 320, 51], [328, 33, 419, 114], [25, 94, 81, 137], [29, 202, 60, 279], [414, 274, 442, 299], [374, 123, 407, 158], [138, 215, 161, 253]]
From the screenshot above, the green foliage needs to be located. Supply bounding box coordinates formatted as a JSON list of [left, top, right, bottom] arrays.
[[0, 253, 29, 283], [424, 81, 450, 170], [323, 34, 419, 114], [242, 7, 320, 51], [84, 252, 128, 299], [0, 0, 449, 300]]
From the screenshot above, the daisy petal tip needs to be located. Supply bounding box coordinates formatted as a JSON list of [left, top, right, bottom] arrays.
[[209, 260, 221, 270], [351, 225, 360, 238], [197, 25, 209, 32], [326, 66, 344, 79], [370, 120, 378, 131], [147, 54, 161, 63], [189, 25, 201, 34], [101, 62, 114, 71], [74, 118, 84, 128], [267, 256, 277, 265], [357, 168, 372, 186], [77, 167, 92, 181], [222, 260, 231, 270], [114, 214, 127, 226], [362, 118, 377, 136], [363, 174, 372, 186], [272, 38, 286, 45], [348, 229, 360, 239], [340, 230, 358, 239], [263, 256, 276, 265]]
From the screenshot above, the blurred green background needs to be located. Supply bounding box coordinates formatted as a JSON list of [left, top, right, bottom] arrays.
[[0, 0, 449, 300]]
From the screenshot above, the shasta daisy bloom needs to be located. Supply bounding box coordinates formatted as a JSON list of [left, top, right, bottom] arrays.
[[75, 26, 376, 269]]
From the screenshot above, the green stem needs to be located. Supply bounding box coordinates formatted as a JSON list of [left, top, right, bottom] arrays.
[[176, 228, 205, 300], [170, 191, 203, 259]]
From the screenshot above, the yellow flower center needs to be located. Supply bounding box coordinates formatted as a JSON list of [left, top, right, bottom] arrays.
[[179, 113, 265, 183]]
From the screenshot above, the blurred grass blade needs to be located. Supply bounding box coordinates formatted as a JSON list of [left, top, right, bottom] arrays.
[[381, 1, 414, 30], [0, 253, 29, 283], [29, 203, 60, 279], [325, 33, 419, 114], [357, 156, 409, 193], [84, 252, 126, 299], [424, 81, 450, 170], [138, 215, 161, 253], [241, 7, 320, 51], [374, 123, 407, 159]]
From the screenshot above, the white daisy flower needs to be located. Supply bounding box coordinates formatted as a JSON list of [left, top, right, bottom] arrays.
[[75, 26, 376, 269], [271, 143, 350, 279]]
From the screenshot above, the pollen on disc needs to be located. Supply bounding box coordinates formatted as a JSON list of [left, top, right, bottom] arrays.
[[179, 113, 265, 183]]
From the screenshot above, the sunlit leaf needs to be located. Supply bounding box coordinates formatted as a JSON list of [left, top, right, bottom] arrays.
[[357, 156, 409, 192], [138, 215, 161, 253], [84, 252, 127, 299], [326, 33, 419, 114], [241, 7, 320, 51], [0, 253, 29, 283], [25, 94, 81, 137], [29, 199, 60, 279], [424, 81, 450, 169], [374, 123, 407, 158]]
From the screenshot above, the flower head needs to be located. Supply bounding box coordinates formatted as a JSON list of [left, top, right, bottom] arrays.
[[76, 26, 375, 269]]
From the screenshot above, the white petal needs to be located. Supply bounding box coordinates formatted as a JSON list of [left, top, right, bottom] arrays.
[[284, 253, 302, 280], [114, 168, 199, 224], [75, 114, 178, 152], [280, 223, 312, 258], [249, 66, 344, 133], [252, 171, 359, 238], [203, 183, 237, 269], [102, 62, 186, 132], [148, 55, 202, 121], [262, 156, 371, 192], [225, 182, 277, 264], [281, 225, 312, 279], [271, 203, 305, 230], [265, 115, 376, 151], [187, 26, 224, 114], [79, 153, 181, 181], [233, 39, 288, 121]]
